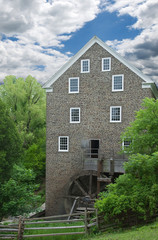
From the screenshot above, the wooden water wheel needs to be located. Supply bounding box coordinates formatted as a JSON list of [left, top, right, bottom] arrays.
[[64, 171, 110, 213]]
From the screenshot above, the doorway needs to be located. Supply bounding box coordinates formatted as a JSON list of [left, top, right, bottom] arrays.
[[90, 140, 99, 158]]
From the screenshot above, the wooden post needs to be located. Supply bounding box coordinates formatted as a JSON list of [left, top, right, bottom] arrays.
[[97, 160, 102, 197], [96, 208, 99, 228], [87, 211, 90, 234], [84, 209, 88, 235], [110, 157, 114, 176], [17, 216, 24, 240]]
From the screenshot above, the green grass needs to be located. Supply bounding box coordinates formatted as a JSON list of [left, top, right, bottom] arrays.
[[1, 218, 158, 240], [80, 219, 158, 240], [23, 220, 85, 240]]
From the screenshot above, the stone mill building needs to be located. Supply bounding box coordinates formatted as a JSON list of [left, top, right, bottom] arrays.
[[43, 36, 158, 216]]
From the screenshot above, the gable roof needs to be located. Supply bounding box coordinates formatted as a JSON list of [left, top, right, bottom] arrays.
[[43, 36, 158, 98]]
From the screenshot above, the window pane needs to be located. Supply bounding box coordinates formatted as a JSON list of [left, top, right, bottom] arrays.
[[60, 137, 68, 150], [112, 107, 120, 121], [103, 58, 110, 70], [70, 78, 78, 92], [124, 140, 131, 147], [71, 108, 79, 122], [82, 60, 89, 72], [114, 76, 122, 90]]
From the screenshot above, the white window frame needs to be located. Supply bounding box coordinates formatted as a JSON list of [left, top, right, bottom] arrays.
[[81, 59, 90, 73], [70, 107, 80, 123], [58, 136, 69, 152], [112, 74, 124, 92], [110, 106, 122, 123], [102, 57, 111, 71], [69, 77, 79, 93], [122, 138, 132, 152]]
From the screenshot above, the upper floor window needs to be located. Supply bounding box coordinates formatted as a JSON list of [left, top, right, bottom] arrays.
[[58, 136, 69, 152], [69, 77, 79, 93], [81, 59, 90, 73], [110, 106, 122, 123], [112, 74, 124, 92], [70, 108, 80, 123], [102, 57, 111, 71]]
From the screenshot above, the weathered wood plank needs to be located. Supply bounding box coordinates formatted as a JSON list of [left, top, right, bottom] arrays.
[[0, 224, 18, 228], [97, 177, 111, 182], [24, 212, 85, 221], [23, 231, 85, 238], [24, 225, 85, 230], [0, 234, 16, 237], [87, 222, 96, 227], [24, 219, 82, 225], [0, 228, 18, 232]]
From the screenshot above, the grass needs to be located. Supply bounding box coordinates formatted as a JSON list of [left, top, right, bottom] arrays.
[[23, 220, 85, 240], [80, 219, 158, 240], [1, 218, 158, 240]]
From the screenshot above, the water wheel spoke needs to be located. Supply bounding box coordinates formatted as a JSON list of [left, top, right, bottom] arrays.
[[74, 180, 88, 196]]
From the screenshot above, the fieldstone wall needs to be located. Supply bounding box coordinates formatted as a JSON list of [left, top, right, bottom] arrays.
[[45, 43, 154, 215]]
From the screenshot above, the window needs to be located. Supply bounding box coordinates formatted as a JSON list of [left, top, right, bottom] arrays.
[[102, 57, 111, 71], [58, 136, 69, 152], [69, 78, 79, 93], [81, 59, 90, 73], [112, 74, 124, 91], [110, 106, 122, 122], [70, 108, 80, 123], [122, 139, 131, 151]]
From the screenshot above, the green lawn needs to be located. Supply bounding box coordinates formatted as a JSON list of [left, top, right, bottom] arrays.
[[80, 219, 158, 240]]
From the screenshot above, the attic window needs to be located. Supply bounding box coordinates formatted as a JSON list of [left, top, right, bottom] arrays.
[[112, 74, 124, 91], [69, 78, 79, 93], [58, 136, 69, 152], [110, 106, 122, 122], [81, 59, 90, 73], [102, 57, 111, 71]]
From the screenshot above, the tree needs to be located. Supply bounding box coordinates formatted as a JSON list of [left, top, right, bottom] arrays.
[[121, 98, 158, 155], [0, 75, 46, 148], [0, 75, 46, 179], [0, 165, 41, 220], [95, 153, 158, 224], [0, 98, 22, 183]]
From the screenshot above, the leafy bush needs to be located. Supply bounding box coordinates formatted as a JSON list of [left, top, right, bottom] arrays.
[[95, 153, 158, 223], [0, 164, 41, 220]]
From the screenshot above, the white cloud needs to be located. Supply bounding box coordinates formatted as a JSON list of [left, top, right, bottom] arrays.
[[0, 0, 101, 83], [104, 0, 158, 83], [1, 0, 158, 84]]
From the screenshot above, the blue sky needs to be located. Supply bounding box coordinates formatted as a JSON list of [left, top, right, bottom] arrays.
[[0, 0, 158, 84], [62, 12, 140, 54]]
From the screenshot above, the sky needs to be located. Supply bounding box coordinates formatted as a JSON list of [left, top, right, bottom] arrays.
[[0, 0, 158, 84]]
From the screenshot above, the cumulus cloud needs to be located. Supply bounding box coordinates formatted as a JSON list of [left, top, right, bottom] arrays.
[[104, 0, 158, 83], [0, 0, 101, 83], [1, 0, 158, 84]]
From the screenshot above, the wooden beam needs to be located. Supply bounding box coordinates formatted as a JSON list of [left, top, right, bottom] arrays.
[[74, 180, 88, 196], [89, 172, 92, 195], [97, 177, 111, 183]]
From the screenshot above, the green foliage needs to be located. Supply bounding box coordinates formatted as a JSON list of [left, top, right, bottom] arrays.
[[24, 137, 46, 177], [0, 99, 22, 183], [121, 98, 158, 155], [95, 153, 158, 223], [0, 75, 46, 179], [0, 75, 46, 148], [0, 164, 40, 220]]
